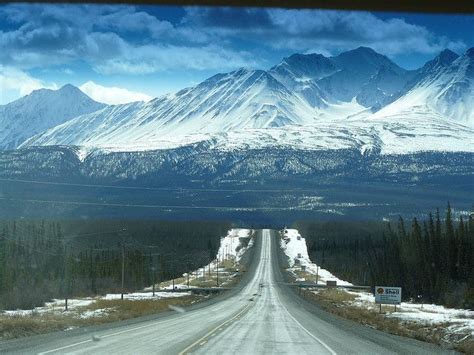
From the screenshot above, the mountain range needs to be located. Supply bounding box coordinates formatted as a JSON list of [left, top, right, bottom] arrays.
[[0, 47, 473, 221], [0, 46, 471, 155]]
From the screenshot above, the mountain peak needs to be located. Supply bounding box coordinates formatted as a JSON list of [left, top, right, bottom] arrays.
[[437, 49, 459, 65], [270, 52, 336, 84], [27, 84, 84, 99], [353, 46, 377, 54], [284, 52, 327, 62], [59, 83, 79, 91], [420, 49, 459, 74], [331, 46, 401, 77], [465, 47, 474, 59], [339, 46, 380, 58], [0, 84, 106, 150]]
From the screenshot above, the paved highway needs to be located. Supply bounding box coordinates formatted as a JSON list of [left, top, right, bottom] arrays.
[[0, 230, 451, 354]]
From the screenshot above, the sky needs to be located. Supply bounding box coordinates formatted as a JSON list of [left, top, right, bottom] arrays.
[[0, 4, 473, 105]]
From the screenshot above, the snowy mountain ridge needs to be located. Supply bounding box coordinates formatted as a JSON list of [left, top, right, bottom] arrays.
[[0, 84, 106, 150], [10, 47, 474, 155]]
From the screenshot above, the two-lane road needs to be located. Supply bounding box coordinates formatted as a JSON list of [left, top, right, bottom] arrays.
[[1, 230, 450, 354]]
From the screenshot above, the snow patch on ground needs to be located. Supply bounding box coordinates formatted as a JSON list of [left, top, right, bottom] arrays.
[[0, 290, 190, 318], [103, 291, 190, 300], [280, 229, 352, 286], [282, 228, 474, 341], [348, 290, 474, 337], [217, 228, 253, 263], [79, 308, 113, 319]]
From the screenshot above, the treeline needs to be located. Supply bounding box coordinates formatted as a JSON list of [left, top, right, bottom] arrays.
[[0, 219, 230, 309], [295, 204, 474, 308]]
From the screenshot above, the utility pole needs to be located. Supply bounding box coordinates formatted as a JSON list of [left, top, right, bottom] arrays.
[[63, 242, 69, 311], [172, 261, 175, 292], [120, 228, 127, 301], [216, 256, 219, 287], [187, 263, 190, 289], [172, 249, 176, 292], [151, 266, 156, 297], [316, 265, 319, 284], [121, 242, 125, 300]]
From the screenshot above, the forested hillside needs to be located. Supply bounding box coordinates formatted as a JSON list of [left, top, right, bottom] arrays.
[[296, 204, 474, 308], [0, 219, 230, 309]]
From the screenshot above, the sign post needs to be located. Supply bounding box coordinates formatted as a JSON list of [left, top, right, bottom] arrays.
[[375, 286, 401, 313]]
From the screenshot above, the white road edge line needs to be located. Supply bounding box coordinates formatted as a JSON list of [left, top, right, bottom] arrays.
[[280, 302, 337, 355], [178, 303, 251, 355], [37, 318, 178, 354], [37, 339, 92, 354], [271, 230, 337, 355]]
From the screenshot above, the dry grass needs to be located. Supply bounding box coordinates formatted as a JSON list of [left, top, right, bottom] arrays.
[[293, 269, 319, 283], [0, 295, 201, 341], [457, 340, 474, 354], [302, 288, 472, 353], [0, 314, 77, 339], [83, 295, 201, 321], [316, 288, 357, 303]]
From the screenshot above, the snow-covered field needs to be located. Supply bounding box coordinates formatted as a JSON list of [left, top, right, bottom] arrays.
[[280, 228, 474, 341], [350, 290, 474, 337], [25, 116, 474, 156], [280, 229, 352, 285], [217, 228, 254, 263]]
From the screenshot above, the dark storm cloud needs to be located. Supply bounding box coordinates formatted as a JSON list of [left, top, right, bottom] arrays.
[[0, 4, 466, 74], [182, 7, 466, 55], [0, 4, 257, 73], [183, 7, 273, 29]]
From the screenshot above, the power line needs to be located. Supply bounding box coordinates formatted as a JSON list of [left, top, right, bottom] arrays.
[[0, 196, 301, 211], [0, 222, 124, 242], [0, 177, 312, 193]]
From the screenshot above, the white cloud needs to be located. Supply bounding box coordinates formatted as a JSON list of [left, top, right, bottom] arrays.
[[79, 81, 153, 105], [93, 44, 259, 75], [0, 66, 58, 104]]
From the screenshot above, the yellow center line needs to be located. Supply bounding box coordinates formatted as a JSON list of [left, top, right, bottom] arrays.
[[178, 302, 252, 355]]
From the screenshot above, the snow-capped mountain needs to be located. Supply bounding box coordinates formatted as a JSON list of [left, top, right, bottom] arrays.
[[18, 47, 474, 155], [371, 48, 474, 127], [21, 68, 320, 148], [0, 84, 106, 150], [268, 47, 415, 109]]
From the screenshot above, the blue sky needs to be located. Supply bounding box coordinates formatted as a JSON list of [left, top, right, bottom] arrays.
[[1, 4, 472, 105]]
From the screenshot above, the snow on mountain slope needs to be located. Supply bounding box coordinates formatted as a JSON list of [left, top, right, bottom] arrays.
[[318, 47, 413, 105], [269, 47, 414, 109], [356, 65, 416, 108], [18, 48, 474, 155], [269, 53, 336, 108], [23, 114, 474, 156], [373, 48, 474, 127], [0, 84, 106, 150], [22, 68, 319, 147]]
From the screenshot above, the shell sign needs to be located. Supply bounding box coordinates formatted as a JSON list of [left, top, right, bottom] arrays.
[[374, 286, 402, 304]]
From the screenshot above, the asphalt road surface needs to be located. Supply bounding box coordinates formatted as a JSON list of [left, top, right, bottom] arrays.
[[0, 230, 452, 354]]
